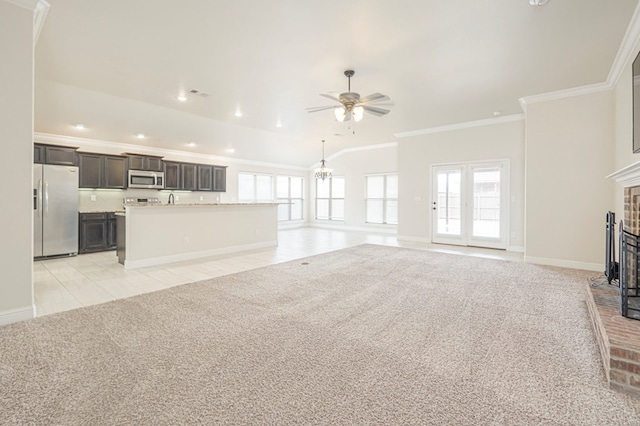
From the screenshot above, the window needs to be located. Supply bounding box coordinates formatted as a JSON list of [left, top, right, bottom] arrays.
[[315, 177, 344, 220], [366, 174, 398, 225], [238, 172, 273, 202], [277, 176, 304, 221]]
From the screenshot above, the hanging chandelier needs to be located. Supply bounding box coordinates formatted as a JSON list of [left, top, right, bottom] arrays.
[[314, 140, 333, 180]]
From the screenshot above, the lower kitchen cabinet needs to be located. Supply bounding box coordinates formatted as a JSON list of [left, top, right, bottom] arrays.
[[79, 212, 118, 253]]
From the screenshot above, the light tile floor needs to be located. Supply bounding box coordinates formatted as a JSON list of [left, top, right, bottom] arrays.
[[34, 227, 523, 317]]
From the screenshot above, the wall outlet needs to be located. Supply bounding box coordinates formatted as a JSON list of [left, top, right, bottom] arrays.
[[215, 196, 220, 202], [199, 196, 204, 201], [90, 195, 96, 202], [175, 195, 180, 201]]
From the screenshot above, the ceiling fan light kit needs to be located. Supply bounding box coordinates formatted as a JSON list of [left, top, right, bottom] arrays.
[[529, 0, 549, 6], [307, 69, 392, 122]]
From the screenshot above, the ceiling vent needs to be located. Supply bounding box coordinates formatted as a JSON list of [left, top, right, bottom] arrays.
[[189, 89, 210, 98]]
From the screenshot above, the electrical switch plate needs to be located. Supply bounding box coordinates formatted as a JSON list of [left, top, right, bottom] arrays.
[[90, 195, 96, 201]]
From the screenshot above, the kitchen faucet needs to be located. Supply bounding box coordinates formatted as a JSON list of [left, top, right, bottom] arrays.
[[168, 193, 175, 205]]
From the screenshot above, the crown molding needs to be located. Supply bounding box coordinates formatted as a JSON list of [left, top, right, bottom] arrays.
[[519, 1, 640, 109], [607, 0, 640, 88], [394, 114, 524, 139], [518, 82, 611, 107], [3, 0, 50, 44], [34, 132, 308, 171], [309, 142, 398, 169]]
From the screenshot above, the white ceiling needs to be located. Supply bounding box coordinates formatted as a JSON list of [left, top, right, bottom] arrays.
[[34, 0, 638, 167]]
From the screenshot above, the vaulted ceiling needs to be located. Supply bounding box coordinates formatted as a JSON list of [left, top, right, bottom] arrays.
[[34, 0, 638, 167]]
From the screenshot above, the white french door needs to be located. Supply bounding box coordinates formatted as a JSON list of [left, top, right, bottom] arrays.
[[432, 161, 508, 249]]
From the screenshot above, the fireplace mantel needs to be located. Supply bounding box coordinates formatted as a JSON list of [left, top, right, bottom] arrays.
[[607, 161, 640, 187]]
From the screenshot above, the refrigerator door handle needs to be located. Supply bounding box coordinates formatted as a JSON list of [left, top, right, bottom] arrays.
[[38, 179, 43, 217], [44, 180, 49, 217]]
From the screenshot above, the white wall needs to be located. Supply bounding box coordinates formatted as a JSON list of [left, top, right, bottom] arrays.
[[309, 144, 398, 232], [397, 119, 525, 249], [524, 90, 615, 269], [0, 1, 36, 324]]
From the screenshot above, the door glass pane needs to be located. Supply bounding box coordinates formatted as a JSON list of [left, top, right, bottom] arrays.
[[437, 171, 461, 235], [472, 168, 501, 238], [366, 200, 384, 223]]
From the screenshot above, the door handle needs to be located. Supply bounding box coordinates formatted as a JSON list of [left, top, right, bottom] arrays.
[[38, 180, 43, 217], [44, 181, 49, 217]]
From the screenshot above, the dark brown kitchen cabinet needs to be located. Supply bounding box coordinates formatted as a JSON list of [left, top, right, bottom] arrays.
[[163, 161, 181, 190], [213, 166, 227, 192], [34, 144, 78, 165], [79, 212, 118, 253], [78, 153, 127, 189], [34, 145, 44, 163], [181, 164, 198, 191], [197, 165, 213, 191], [126, 154, 163, 171]]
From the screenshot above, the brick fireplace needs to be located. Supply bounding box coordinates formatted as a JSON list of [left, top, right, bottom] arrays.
[[587, 169, 640, 397]]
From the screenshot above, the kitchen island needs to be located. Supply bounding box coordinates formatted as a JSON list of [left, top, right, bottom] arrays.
[[116, 203, 278, 269]]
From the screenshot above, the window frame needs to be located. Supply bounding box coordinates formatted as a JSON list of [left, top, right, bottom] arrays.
[[315, 176, 345, 221], [365, 173, 398, 225], [276, 175, 305, 221], [238, 172, 274, 202]]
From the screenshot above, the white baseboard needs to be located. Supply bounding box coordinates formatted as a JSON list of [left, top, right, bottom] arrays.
[[525, 256, 603, 272], [507, 245, 525, 253], [0, 305, 35, 326], [311, 222, 397, 234], [125, 240, 278, 269]]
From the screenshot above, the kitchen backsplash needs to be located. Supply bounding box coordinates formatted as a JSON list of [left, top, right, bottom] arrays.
[[78, 189, 234, 212]]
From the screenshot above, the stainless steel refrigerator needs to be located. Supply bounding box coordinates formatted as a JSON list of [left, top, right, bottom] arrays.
[[33, 164, 79, 258]]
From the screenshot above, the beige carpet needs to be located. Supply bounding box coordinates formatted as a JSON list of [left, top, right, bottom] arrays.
[[2, 244, 640, 425]]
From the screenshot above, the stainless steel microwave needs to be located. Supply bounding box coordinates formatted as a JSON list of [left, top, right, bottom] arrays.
[[128, 170, 165, 189]]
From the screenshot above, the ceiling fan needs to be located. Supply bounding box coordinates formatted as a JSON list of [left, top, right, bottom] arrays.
[[306, 70, 392, 122]]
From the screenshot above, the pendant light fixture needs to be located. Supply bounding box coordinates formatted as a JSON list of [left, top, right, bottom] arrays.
[[314, 140, 333, 181]]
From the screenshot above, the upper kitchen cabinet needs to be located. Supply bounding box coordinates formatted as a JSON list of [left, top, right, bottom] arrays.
[[181, 163, 198, 191], [213, 166, 227, 192], [163, 161, 181, 190], [126, 154, 163, 172], [78, 153, 127, 189], [34, 144, 78, 166], [197, 165, 213, 191]]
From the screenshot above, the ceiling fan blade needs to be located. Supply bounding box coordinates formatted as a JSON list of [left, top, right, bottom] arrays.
[[359, 93, 389, 104], [306, 105, 337, 113], [362, 105, 390, 116], [319, 93, 341, 103]]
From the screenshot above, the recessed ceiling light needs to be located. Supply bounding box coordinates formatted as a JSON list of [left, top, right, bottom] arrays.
[[493, 111, 502, 116], [73, 124, 85, 130], [529, 0, 549, 6], [276, 120, 282, 128], [225, 148, 235, 154], [186, 142, 196, 147], [176, 95, 188, 102], [136, 133, 145, 139], [234, 110, 243, 118]]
